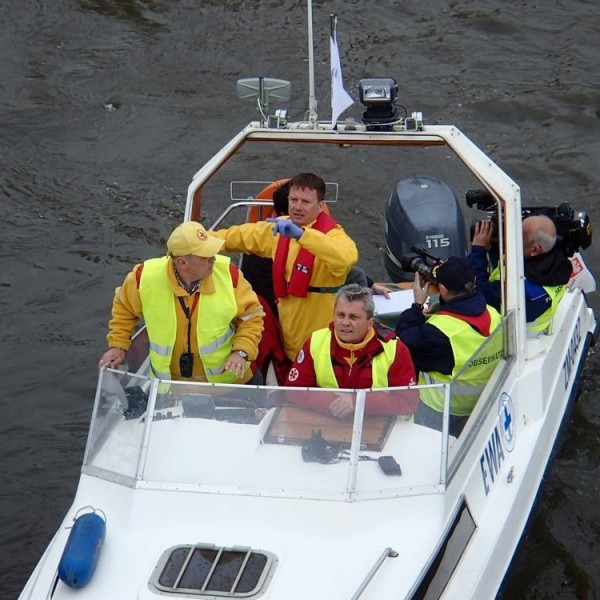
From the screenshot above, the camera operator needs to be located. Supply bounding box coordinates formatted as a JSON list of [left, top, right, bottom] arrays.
[[395, 257, 502, 438], [469, 214, 572, 334]]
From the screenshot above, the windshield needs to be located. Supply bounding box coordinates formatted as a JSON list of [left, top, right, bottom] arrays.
[[83, 324, 509, 502]]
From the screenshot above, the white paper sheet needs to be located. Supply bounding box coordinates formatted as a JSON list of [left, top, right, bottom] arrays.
[[373, 289, 415, 316]]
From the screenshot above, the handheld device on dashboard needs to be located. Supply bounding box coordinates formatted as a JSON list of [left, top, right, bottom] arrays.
[[378, 455, 402, 476]]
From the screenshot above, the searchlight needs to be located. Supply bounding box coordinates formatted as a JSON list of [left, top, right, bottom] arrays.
[[358, 77, 398, 130]]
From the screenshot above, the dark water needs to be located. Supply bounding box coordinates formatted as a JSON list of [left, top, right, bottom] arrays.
[[2, 1, 599, 598]]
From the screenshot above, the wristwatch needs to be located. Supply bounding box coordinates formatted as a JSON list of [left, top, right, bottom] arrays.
[[234, 350, 248, 360], [412, 302, 424, 311]]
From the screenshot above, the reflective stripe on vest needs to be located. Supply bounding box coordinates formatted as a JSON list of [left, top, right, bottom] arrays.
[[139, 255, 239, 383], [149, 342, 171, 357], [309, 328, 398, 388], [418, 307, 503, 416]]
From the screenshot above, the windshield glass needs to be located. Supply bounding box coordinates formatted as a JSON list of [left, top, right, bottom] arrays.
[[84, 369, 152, 483], [84, 312, 510, 500], [84, 371, 455, 499]]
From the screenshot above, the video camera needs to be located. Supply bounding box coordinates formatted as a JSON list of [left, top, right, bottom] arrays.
[[400, 246, 444, 284], [466, 189, 592, 257]]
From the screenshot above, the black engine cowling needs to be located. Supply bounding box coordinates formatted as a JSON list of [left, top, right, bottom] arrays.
[[384, 176, 467, 282]]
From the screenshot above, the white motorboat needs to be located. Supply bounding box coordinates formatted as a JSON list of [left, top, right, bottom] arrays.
[[20, 8, 597, 600]]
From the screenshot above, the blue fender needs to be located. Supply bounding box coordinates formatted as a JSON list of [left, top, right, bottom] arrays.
[[58, 511, 106, 588]]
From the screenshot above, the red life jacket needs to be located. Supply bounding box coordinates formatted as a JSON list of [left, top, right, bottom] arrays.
[[272, 212, 338, 298], [253, 294, 291, 385]]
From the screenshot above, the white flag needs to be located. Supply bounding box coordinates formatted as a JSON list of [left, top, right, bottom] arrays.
[[330, 18, 353, 128]]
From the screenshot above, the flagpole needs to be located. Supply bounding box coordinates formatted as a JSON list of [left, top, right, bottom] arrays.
[[307, 0, 318, 126], [330, 13, 336, 129], [329, 13, 354, 129]]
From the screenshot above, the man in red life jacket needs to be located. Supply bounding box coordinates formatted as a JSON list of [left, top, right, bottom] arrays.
[[213, 173, 358, 365], [285, 284, 418, 418]]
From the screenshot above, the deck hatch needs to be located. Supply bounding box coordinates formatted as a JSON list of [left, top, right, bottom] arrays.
[[152, 544, 276, 597]]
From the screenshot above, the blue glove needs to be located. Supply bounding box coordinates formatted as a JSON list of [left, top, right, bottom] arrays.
[[266, 217, 304, 239]]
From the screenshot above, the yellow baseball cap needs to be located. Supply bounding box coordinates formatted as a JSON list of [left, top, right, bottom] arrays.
[[167, 221, 224, 258]]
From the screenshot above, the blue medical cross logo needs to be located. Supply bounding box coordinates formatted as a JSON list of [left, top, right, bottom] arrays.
[[500, 396, 516, 451]]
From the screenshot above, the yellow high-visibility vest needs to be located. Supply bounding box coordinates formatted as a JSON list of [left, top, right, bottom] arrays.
[[490, 267, 566, 333], [309, 328, 397, 388], [419, 307, 503, 416], [139, 255, 239, 383]]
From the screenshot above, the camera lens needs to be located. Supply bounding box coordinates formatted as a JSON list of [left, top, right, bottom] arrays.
[[465, 189, 496, 211], [400, 254, 436, 283]]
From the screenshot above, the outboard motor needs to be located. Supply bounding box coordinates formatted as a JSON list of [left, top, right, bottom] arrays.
[[384, 176, 467, 282]]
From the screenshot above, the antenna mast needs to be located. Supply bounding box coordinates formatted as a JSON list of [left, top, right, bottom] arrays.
[[307, 0, 318, 126]]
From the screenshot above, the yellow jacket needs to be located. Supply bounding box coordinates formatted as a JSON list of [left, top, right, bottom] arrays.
[[214, 219, 358, 360], [106, 255, 264, 382]]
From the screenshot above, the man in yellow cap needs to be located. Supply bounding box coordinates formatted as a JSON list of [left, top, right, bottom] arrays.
[[99, 221, 264, 384]]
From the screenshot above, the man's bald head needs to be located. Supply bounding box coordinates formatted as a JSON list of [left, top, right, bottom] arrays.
[[522, 215, 557, 257]]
